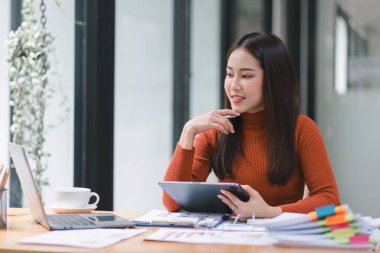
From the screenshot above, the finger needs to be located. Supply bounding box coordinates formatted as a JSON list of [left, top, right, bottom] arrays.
[[220, 189, 241, 206], [212, 116, 234, 134], [217, 109, 240, 117], [210, 123, 229, 134], [210, 110, 238, 133], [226, 119, 235, 133], [217, 194, 237, 211], [242, 185, 258, 198], [221, 115, 236, 133], [210, 119, 230, 134]]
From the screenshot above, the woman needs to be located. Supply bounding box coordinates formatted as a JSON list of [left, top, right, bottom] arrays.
[[163, 32, 340, 218]]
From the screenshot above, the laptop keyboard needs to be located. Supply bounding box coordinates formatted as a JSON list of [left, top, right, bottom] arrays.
[[47, 214, 96, 227]]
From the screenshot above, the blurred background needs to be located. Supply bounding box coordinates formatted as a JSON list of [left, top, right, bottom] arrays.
[[0, 0, 379, 216]]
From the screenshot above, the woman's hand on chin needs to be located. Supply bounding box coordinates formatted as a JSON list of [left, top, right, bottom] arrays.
[[179, 109, 240, 149]]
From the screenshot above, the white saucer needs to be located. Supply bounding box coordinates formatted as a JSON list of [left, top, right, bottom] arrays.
[[49, 205, 97, 214]]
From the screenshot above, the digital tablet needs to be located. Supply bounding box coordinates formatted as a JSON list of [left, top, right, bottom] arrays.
[[159, 181, 250, 213]]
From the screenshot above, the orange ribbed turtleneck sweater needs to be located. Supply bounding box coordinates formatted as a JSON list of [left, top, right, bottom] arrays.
[[163, 110, 340, 213]]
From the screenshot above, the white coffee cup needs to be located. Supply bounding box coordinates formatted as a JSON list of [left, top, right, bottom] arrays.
[[52, 187, 100, 209]]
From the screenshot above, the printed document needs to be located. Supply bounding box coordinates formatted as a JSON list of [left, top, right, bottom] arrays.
[[213, 221, 266, 232], [20, 228, 146, 248], [145, 228, 275, 246]]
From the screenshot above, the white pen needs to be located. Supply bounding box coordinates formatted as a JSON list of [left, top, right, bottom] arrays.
[[233, 214, 240, 224], [224, 115, 236, 119]]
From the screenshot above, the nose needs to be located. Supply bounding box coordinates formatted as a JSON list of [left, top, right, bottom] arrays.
[[230, 76, 242, 91]]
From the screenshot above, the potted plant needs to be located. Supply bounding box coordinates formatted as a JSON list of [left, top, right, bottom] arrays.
[[7, 0, 54, 193]]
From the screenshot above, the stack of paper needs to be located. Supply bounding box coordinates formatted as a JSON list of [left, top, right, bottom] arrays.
[[248, 204, 380, 250], [133, 209, 228, 228]]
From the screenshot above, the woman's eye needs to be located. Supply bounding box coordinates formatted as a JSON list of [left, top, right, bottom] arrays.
[[226, 73, 233, 78], [242, 75, 252, 79]]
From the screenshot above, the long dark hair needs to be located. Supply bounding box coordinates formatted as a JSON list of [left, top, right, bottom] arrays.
[[211, 32, 301, 185]]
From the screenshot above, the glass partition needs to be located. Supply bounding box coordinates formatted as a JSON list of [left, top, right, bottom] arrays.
[[114, 0, 173, 212], [0, 1, 11, 169], [1, 0, 74, 206], [32, 0, 75, 204], [190, 0, 221, 117], [316, 0, 380, 216]]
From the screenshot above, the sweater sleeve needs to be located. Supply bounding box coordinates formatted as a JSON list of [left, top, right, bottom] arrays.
[[162, 130, 217, 211], [280, 116, 341, 213]]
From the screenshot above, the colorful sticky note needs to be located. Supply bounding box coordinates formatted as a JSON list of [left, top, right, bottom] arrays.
[[326, 213, 353, 226], [350, 234, 369, 245], [316, 204, 336, 219], [331, 227, 356, 240], [308, 204, 349, 221], [330, 222, 350, 231]]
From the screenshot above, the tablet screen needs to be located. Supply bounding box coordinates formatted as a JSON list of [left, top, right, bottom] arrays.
[[159, 181, 249, 213]]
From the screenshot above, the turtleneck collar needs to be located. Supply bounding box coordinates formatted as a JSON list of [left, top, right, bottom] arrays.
[[241, 109, 266, 128]]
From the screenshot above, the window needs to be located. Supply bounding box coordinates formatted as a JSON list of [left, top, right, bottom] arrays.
[[0, 1, 11, 173], [4, 0, 75, 206], [334, 13, 348, 95], [114, 0, 173, 212]]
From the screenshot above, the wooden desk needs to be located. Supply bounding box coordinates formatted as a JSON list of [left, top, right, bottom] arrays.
[[0, 208, 373, 253]]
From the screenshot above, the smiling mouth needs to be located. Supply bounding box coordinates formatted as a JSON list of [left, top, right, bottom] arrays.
[[230, 95, 245, 104]]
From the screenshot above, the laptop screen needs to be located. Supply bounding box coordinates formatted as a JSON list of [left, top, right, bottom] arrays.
[[9, 143, 51, 228]]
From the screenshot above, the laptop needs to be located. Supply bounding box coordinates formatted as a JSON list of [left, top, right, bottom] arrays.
[[9, 143, 135, 230], [159, 181, 250, 213]]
